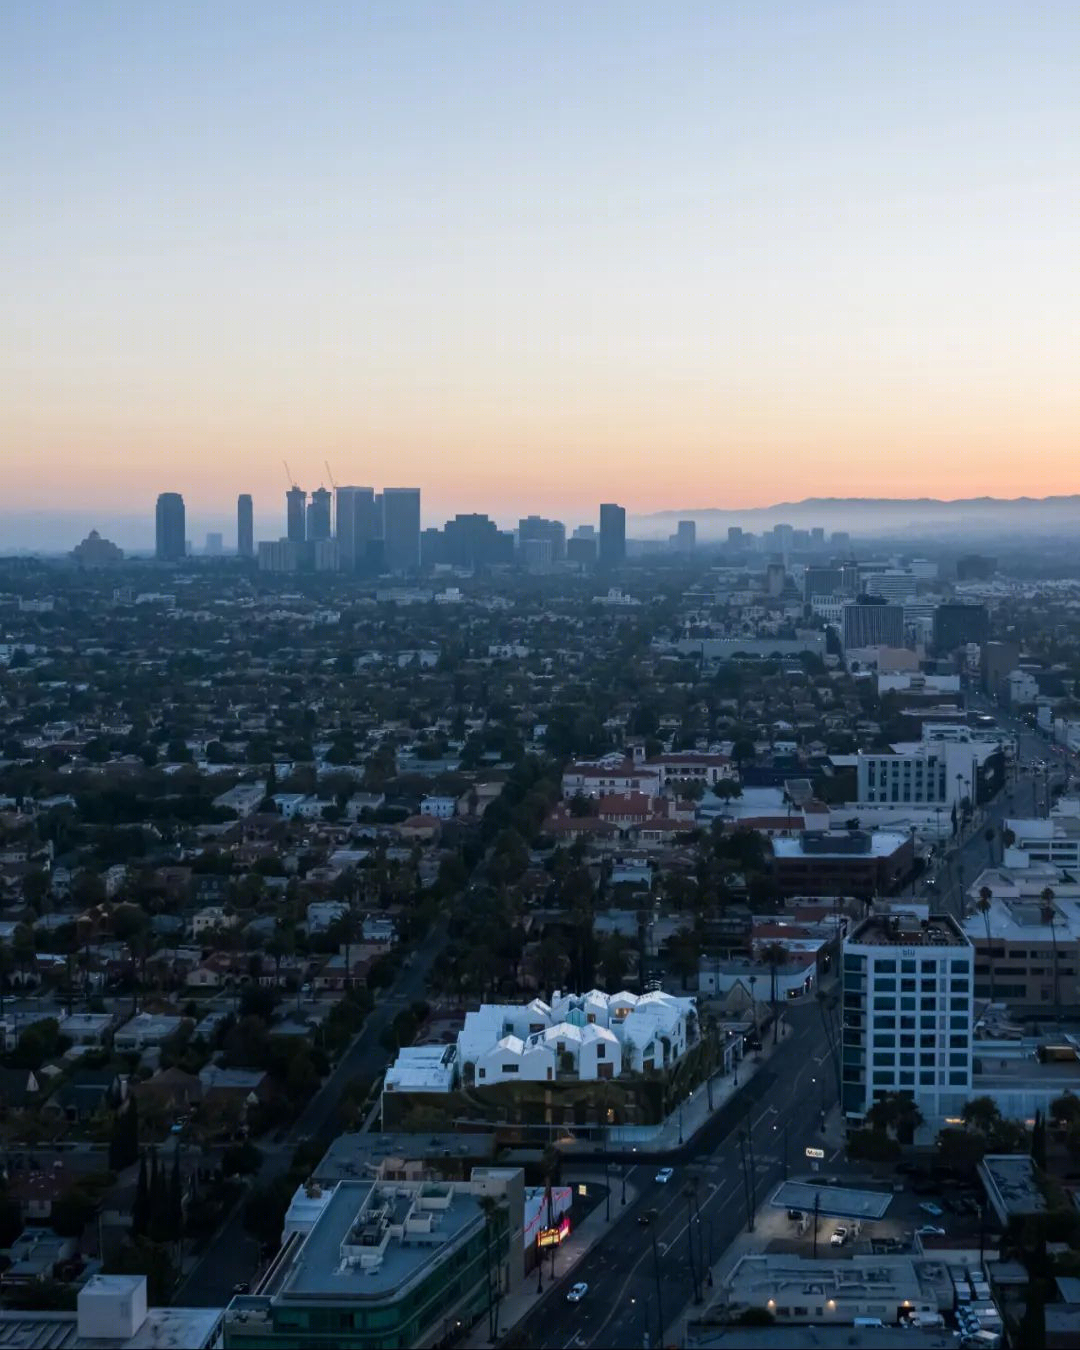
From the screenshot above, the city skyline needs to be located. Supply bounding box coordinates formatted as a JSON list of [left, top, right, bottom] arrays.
[[4, 2, 1080, 526]]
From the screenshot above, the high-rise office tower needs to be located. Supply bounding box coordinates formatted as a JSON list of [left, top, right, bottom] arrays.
[[518, 516, 566, 562], [155, 493, 186, 560], [237, 494, 253, 557], [382, 488, 421, 573], [675, 520, 695, 555], [286, 486, 307, 543], [335, 486, 376, 572], [307, 487, 332, 542], [204, 532, 223, 556], [598, 503, 626, 567]]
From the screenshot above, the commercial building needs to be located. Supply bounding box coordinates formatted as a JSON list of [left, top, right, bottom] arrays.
[[857, 750, 950, 806], [222, 1175, 519, 1350], [237, 494, 253, 557], [0, 1274, 222, 1348], [335, 486, 379, 573], [518, 515, 566, 562], [307, 487, 332, 541], [673, 520, 696, 555], [841, 913, 973, 1127], [722, 1254, 942, 1327], [772, 830, 914, 899], [442, 513, 514, 568], [286, 486, 307, 543], [154, 493, 185, 561], [1003, 801, 1080, 871], [382, 488, 421, 573], [70, 530, 123, 566], [864, 570, 921, 603], [933, 602, 989, 653], [842, 601, 905, 651], [962, 867, 1080, 1006], [599, 502, 626, 567]]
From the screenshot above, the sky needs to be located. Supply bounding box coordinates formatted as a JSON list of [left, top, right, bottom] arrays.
[[3, 1, 1079, 544]]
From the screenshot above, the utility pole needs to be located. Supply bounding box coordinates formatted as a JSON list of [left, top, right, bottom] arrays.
[[686, 1188, 701, 1304], [737, 1130, 754, 1232], [746, 1121, 757, 1215], [605, 1158, 610, 1222], [651, 1231, 664, 1347], [812, 1191, 820, 1260]]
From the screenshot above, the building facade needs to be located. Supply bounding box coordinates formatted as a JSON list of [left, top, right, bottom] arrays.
[[237, 494, 253, 557], [154, 493, 186, 561], [841, 913, 973, 1127], [598, 503, 626, 567], [382, 488, 421, 573]]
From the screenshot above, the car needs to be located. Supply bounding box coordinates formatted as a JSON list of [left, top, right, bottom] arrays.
[[919, 1201, 944, 1216], [567, 1282, 588, 1303], [830, 1227, 848, 1247], [916, 1224, 945, 1237], [637, 1209, 658, 1226], [232, 1282, 250, 1295], [655, 1167, 674, 1184]]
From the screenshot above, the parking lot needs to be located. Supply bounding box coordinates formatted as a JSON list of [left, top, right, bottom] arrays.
[[761, 1167, 990, 1257]]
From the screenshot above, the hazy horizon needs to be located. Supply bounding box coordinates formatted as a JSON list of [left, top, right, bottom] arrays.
[[4, 3, 1079, 519]]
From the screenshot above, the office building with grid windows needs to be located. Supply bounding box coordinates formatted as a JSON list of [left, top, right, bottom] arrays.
[[841, 913, 973, 1130]]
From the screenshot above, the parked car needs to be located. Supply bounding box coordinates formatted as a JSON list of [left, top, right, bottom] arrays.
[[916, 1224, 946, 1237], [655, 1167, 674, 1184], [830, 1227, 849, 1247], [919, 1201, 944, 1216], [637, 1209, 658, 1226], [567, 1282, 588, 1303]]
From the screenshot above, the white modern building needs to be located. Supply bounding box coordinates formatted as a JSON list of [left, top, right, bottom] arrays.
[[841, 913, 973, 1130], [451, 989, 698, 1087], [1004, 799, 1080, 871]]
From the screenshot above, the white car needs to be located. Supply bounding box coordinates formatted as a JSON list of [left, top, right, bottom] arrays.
[[830, 1227, 848, 1247], [916, 1224, 946, 1237], [655, 1167, 674, 1184], [567, 1282, 588, 1303]]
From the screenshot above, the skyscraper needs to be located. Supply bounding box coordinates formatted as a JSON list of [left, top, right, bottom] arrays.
[[307, 487, 332, 542], [518, 516, 566, 562], [598, 503, 626, 567], [237, 494, 253, 557], [381, 488, 421, 573], [155, 493, 186, 561], [286, 486, 306, 543], [335, 486, 376, 572]]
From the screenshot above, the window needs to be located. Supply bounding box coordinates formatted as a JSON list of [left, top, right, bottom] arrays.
[[501, 1063, 519, 1073], [596, 1044, 606, 1059], [875, 959, 896, 973], [949, 1052, 968, 1066], [901, 978, 916, 992], [899, 1052, 914, 1066], [900, 1034, 914, 1047], [478, 1068, 485, 1079], [949, 1034, 968, 1048], [951, 979, 969, 993], [875, 1016, 895, 1029], [875, 978, 896, 992], [919, 1070, 935, 1085], [873, 1034, 893, 1048], [902, 960, 917, 973], [949, 1070, 968, 1085], [873, 1071, 893, 1086], [920, 998, 937, 1012], [899, 1070, 914, 1085], [873, 997, 896, 1011], [922, 960, 936, 973], [900, 997, 916, 1011]]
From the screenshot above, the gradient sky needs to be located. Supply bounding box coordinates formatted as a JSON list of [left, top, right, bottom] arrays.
[[3, 1, 1079, 536]]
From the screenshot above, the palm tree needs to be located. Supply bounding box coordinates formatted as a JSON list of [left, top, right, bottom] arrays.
[[1041, 888, 1060, 1023], [977, 887, 996, 1005], [984, 826, 996, 866]]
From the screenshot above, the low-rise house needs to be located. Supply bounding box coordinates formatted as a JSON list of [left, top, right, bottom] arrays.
[[114, 1012, 188, 1054], [57, 1011, 117, 1046], [191, 906, 238, 939]]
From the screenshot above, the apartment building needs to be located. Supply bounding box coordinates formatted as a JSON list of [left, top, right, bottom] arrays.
[[964, 868, 1080, 1006], [841, 913, 973, 1128]]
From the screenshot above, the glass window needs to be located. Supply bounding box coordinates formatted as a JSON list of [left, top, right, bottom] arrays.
[[901, 978, 916, 992], [922, 960, 936, 973], [899, 1071, 915, 1085], [875, 978, 896, 992], [949, 1052, 968, 1066], [900, 996, 916, 1010], [873, 1052, 894, 1066], [950, 959, 969, 972], [951, 979, 969, 993], [900, 1034, 914, 1047], [949, 1070, 968, 1085], [920, 1052, 935, 1066], [873, 1071, 893, 1086], [875, 1016, 895, 1029], [873, 997, 896, 1011], [899, 1052, 915, 1066], [902, 960, 917, 973]]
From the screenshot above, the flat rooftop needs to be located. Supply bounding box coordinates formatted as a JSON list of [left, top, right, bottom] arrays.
[[0, 1308, 224, 1349], [724, 1253, 929, 1308], [279, 1180, 483, 1300], [848, 915, 968, 948], [978, 1153, 1047, 1219], [314, 1133, 496, 1183], [770, 1181, 894, 1221]]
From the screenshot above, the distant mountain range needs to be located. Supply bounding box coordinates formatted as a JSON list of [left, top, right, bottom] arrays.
[[631, 495, 1080, 540]]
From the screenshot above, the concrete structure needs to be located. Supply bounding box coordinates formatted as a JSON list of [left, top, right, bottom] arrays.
[[962, 873, 1080, 1007], [154, 493, 185, 561], [382, 488, 421, 573], [0, 1274, 222, 1347], [842, 601, 905, 651], [722, 1253, 941, 1326], [222, 1175, 521, 1350], [383, 1044, 457, 1094], [599, 502, 626, 567], [772, 830, 914, 899], [237, 493, 253, 557], [842, 913, 973, 1128]]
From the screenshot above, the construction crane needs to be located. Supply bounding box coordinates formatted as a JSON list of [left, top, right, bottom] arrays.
[[283, 460, 298, 489], [324, 460, 338, 490]]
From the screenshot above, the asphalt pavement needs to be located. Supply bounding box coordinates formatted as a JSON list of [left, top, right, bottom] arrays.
[[520, 1004, 837, 1350], [172, 918, 447, 1307]]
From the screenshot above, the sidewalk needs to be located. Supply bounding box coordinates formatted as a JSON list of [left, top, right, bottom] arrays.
[[462, 1171, 640, 1348], [557, 1017, 796, 1158]]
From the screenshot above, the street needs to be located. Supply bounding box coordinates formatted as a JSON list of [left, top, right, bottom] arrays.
[[172, 918, 447, 1306], [522, 1004, 836, 1350]]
